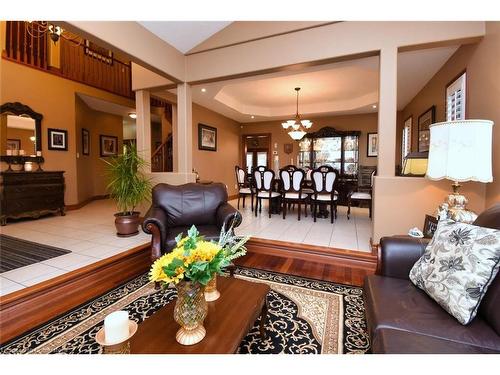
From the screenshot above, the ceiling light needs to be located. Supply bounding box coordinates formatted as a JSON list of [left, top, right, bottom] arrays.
[[281, 87, 312, 141], [128, 112, 137, 119], [251, 115, 255, 119], [372, 104, 377, 109], [201, 88, 207, 93]]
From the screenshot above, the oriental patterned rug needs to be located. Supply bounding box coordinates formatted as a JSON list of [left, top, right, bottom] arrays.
[[0, 267, 370, 354]]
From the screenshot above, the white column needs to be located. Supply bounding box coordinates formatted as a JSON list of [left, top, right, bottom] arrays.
[[175, 83, 193, 174], [171, 105, 178, 172], [135, 90, 151, 173], [377, 47, 398, 177]]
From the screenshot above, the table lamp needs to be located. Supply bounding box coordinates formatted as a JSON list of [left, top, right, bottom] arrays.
[[402, 152, 428, 176], [426, 119, 494, 223]]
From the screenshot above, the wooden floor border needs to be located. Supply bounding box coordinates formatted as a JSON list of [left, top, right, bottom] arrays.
[[246, 238, 378, 271], [0, 244, 151, 345]]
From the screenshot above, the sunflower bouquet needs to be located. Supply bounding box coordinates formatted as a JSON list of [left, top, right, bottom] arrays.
[[149, 223, 249, 287]]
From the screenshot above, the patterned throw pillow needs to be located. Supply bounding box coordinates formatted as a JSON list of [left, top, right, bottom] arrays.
[[409, 219, 500, 325]]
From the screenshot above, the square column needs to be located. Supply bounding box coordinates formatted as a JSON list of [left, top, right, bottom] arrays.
[[377, 47, 398, 177], [135, 89, 151, 173], [175, 83, 193, 174]]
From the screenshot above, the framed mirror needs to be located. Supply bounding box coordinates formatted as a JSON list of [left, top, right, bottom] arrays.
[[0, 102, 43, 155]]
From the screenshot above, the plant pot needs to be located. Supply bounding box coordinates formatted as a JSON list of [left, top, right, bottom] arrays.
[[114, 212, 140, 237]]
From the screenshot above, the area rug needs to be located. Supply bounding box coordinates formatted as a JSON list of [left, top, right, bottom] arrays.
[[0, 267, 370, 354], [0, 234, 71, 272]]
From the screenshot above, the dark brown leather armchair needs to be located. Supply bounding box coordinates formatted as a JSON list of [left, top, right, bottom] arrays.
[[364, 203, 500, 354], [142, 183, 242, 262]]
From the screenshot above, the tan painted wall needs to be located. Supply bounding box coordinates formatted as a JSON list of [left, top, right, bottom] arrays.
[[241, 113, 378, 170], [0, 59, 134, 205], [192, 103, 241, 197], [75, 96, 123, 203]]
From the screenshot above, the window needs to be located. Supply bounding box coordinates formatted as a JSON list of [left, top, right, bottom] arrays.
[[446, 71, 466, 121], [402, 116, 412, 165]]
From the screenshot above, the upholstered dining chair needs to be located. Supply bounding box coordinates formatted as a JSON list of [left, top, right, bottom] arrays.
[[347, 169, 375, 219], [235, 165, 254, 211], [253, 168, 280, 218], [311, 165, 339, 223], [279, 168, 308, 220]]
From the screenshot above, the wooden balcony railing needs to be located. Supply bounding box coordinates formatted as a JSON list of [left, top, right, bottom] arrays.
[[3, 21, 133, 99], [151, 134, 173, 173]]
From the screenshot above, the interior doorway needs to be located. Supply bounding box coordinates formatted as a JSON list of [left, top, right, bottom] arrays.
[[242, 133, 271, 174]]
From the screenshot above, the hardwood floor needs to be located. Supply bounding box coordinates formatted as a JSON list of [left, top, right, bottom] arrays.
[[235, 251, 375, 287]]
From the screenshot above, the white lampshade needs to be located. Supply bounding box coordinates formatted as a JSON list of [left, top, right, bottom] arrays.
[[426, 120, 494, 183], [288, 130, 306, 140]]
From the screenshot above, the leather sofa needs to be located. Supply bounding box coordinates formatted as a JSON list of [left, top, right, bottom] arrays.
[[142, 183, 242, 261], [364, 203, 500, 353]]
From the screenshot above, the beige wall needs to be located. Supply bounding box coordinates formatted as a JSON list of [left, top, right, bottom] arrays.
[[0, 59, 133, 205], [192, 103, 241, 197], [241, 113, 378, 169], [75, 96, 123, 203]]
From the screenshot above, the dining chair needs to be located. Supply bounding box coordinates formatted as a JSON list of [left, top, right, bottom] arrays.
[[279, 168, 308, 221], [347, 169, 375, 220], [235, 165, 254, 211], [253, 168, 280, 218], [311, 165, 339, 223]]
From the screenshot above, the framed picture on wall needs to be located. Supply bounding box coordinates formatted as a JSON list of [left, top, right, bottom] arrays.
[[6, 139, 21, 151], [418, 106, 435, 152], [100, 135, 118, 157], [367, 132, 378, 157], [198, 123, 217, 151], [48, 128, 68, 151], [423, 214, 439, 239], [82, 128, 90, 156]]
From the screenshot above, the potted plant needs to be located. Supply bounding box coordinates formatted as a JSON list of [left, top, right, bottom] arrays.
[[103, 142, 151, 237]]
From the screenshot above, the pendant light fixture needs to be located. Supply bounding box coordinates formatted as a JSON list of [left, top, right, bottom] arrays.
[[282, 87, 312, 140]]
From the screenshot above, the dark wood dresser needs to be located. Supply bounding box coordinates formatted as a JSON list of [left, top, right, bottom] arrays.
[[0, 171, 65, 225]]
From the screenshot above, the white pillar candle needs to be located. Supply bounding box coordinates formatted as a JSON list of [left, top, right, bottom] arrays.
[[104, 311, 129, 344], [6, 150, 12, 156], [19, 149, 25, 155], [12, 149, 18, 156], [36, 151, 42, 157], [24, 162, 33, 172]]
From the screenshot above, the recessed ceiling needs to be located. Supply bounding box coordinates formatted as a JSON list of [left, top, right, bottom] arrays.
[[167, 45, 458, 123], [78, 93, 135, 118], [139, 21, 232, 54]]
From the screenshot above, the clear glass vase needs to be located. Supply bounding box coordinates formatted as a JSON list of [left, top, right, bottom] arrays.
[[173, 280, 208, 345], [204, 273, 221, 302]]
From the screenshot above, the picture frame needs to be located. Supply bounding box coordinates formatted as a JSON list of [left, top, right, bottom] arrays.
[[446, 70, 466, 121], [198, 123, 217, 151], [48, 128, 68, 151], [423, 214, 439, 239], [100, 135, 118, 157], [418, 106, 435, 152], [283, 143, 293, 154], [367, 132, 378, 157], [6, 139, 21, 151], [82, 128, 90, 156]]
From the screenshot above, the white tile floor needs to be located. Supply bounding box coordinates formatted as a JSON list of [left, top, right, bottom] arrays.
[[0, 199, 150, 296], [0, 198, 372, 297], [229, 198, 372, 252]]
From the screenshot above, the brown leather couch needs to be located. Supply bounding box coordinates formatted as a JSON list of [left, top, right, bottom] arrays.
[[142, 183, 242, 261], [364, 203, 500, 354]]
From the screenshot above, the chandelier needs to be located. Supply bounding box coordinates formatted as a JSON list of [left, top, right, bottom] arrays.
[[281, 87, 313, 140], [25, 21, 82, 46]]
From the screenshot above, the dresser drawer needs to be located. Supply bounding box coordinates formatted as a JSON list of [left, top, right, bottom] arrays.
[[1, 174, 64, 186], [3, 183, 65, 200], [2, 195, 64, 216]]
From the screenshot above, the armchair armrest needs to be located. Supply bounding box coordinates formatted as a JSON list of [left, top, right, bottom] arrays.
[[142, 206, 168, 261], [377, 236, 430, 279], [216, 203, 242, 230]]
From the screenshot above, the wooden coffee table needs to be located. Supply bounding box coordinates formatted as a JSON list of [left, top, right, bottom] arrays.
[[130, 276, 270, 354]]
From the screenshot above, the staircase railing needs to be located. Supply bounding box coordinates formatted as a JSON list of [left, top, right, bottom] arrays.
[[151, 134, 173, 172]]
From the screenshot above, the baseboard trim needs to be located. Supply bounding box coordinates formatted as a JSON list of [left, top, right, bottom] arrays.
[[66, 194, 110, 211], [0, 243, 151, 345], [246, 238, 378, 270], [228, 194, 239, 201]]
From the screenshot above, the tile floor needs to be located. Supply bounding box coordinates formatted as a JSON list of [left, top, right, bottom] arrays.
[[0, 198, 371, 296], [0, 199, 150, 296], [229, 198, 372, 252]]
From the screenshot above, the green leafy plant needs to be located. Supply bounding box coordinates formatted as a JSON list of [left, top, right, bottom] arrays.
[[102, 142, 151, 215]]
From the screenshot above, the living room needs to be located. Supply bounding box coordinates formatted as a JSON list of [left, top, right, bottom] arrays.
[[1, 0, 500, 371]]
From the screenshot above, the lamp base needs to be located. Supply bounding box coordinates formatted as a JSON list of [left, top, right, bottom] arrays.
[[438, 182, 477, 224]]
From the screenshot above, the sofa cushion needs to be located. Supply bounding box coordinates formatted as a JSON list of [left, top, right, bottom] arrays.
[[164, 224, 221, 252], [372, 328, 500, 354], [364, 275, 500, 351], [409, 219, 500, 325]]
